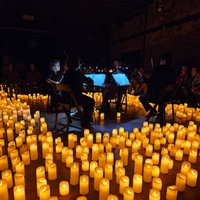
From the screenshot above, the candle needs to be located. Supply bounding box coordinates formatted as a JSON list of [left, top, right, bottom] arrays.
[[123, 187, 134, 200], [175, 149, 183, 161], [117, 112, 121, 119], [37, 178, 47, 197], [105, 164, 113, 180], [59, 181, 69, 196], [99, 153, 106, 170], [66, 155, 74, 168], [13, 185, 25, 200], [14, 173, 25, 186], [152, 177, 162, 191], [76, 145, 82, 159], [106, 143, 112, 153], [152, 153, 160, 165], [82, 161, 89, 171], [188, 150, 197, 163], [149, 189, 160, 200], [116, 167, 125, 184], [146, 144, 153, 157], [11, 157, 20, 172], [21, 151, 30, 165], [49, 197, 58, 200], [119, 175, 129, 195], [96, 132, 102, 143], [152, 166, 160, 178], [94, 167, 103, 191], [119, 136, 125, 149], [10, 149, 19, 159], [15, 161, 25, 175], [100, 113, 104, 120], [187, 168, 198, 187], [89, 161, 98, 178], [175, 173, 186, 192], [160, 155, 169, 174], [134, 154, 143, 174], [15, 136, 23, 148], [154, 139, 161, 150], [166, 185, 178, 200], [0, 179, 9, 200], [143, 163, 152, 183], [92, 144, 99, 161], [2, 170, 13, 188], [70, 162, 79, 185], [36, 166, 45, 179], [42, 142, 49, 159], [120, 148, 128, 166], [30, 143, 38, 160], [183, 140, 191, 155], [79, 175, 89, 195], [181, 161, 191, 176], [68, 133, 75, 149], [39, 184, 50, 200], [87, 134, 93, 148], [133, 174, 143, 193], [48, 163, 57, 180], [0, 155, 9, 171], [107, 195, 118, 200], [7, 128, 14, 141], [15, 122, 21, 134], [99, 178, 110, 200]]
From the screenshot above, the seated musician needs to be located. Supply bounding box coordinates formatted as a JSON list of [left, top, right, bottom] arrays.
[[62, 55, 95, 128]]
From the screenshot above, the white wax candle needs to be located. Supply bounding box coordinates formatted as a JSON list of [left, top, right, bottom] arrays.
[[14, 173, 25, 186], [1, 170, 13, 188], [59, 181, 69, 196], [94, 167, 103, 191], [39, 184, 50, 200], [36, 166, 45, 179], [99, 178, 109, 200], [48, 163, 57, 180], [119, 175, 129, 195], [134, 154, 143, 174], [70, 162, 79, 185], [0, 179, 9, 200], [175, 173, 186, 192], [166, 185, 178, 200], [149, 188, 160, 200], [13, 185, 25, 200], [187, 168, 198, 187], [133, 174, 143, 193], [79, 175, 89, 195], [105, 164, 113, 180]]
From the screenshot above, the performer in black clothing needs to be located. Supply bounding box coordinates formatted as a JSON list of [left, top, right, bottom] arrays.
[[139, 53, 177, 122], [62, 55, 95, 128]]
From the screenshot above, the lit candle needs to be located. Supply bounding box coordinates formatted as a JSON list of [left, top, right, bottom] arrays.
[[70, 162, 79, 185], [152, 177, 162, 191], [14, 173, 25, 186], [100, 113, 104, 120], [183, 141, 191, 155], [134, 154, 143, 174], [152, 166, 160, 178], [59, 181, 69, 196], [36, 166, 45, 179], [10, 149, 19, 159], [15, 161, 25, 175], [152, 152, 160, 165], [107, 195, 118, 200], [89, 161, 98, 178], [99, 153, 106, 170], [181, 161, 191, 176], [96, 132, 102, 143], [76, 196, 87, 200], [187, 168, 198, 187], [2, 170, 13, 188], [149, 188, 160, 200], [166, 185, 178, 200], [116, 167, 125, 184], [37, 178, 47, 197], [68, 133, 75, 149], [79, 175, 89, 195], [7, 128, 14, 141], [105, 164, 113, 180], [119, 136, 125, 149], [76, 145, 82, 159], [30, 143, 38, 160], [123, 187, 134, 200], [175, 149, 183, 161], [119, 175, 129, 195], [13, 185, 25, 200], [175, 173, 186, 192], [188, 150, 197, 163], [154, 139, 161, 150], [66, 155, 74, 168], [15, 136, 23, 148], [146, 144, 153, 157], [160, 155, 169, 174], [42, 142, 49, 159], [39, 184, 50, 200], [82, 161, 89, 171], [133, 174, 143, 193], [92, 144, 99, 161], [143, 163, 152, 183], [120, 148, 128, 166], [48, 163, 57, 180], [94, 167, 103, 191], [0, 179, 9, 200], [87, 134, 93, 148], [99, 178, 110, 200], [0, 155, 9, 171], [21, 151, 30, 165]]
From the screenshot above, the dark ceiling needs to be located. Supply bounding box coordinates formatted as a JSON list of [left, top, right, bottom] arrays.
[[0, 0, 153, 29]]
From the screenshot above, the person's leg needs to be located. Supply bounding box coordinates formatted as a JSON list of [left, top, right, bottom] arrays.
[[139, 93, 153, 112]]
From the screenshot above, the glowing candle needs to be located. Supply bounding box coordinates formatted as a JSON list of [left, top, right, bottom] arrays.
[[120, 147, 128, 166], [146, 144, 153, 157], [82, 161, 89, 171], [30, 143, 38, 160], [119, 136, 125, 149], [116, 167, 125, 184], [187, 168, 198, 187], [10, 149, 19, 159], [48, 163, 57, 180], [68, 133, 75, 149], [188, 150, 197, 163], [99, 153, 106, 170], [15, 137, 23, 148], [100, 113, 104, 120], [41, 122, 48, 134], [183, 141, 191, 155], [152, 166, 160, 178], [99, 178, 109, 200], [92, 144, 99, 161], [79, 175, 89, 195], [66, 155, 74, 168], [166, 185, 178, 200], [149, 188, 160, 200], [143, 163, 152, 183], [37, 178, 47, 197], [15, 161, 25, 175], [76, 145, 82, 159], [175, 173, 186, 192], [119, 175, 129, 195], [36, 166, 45, 179], [96, 132, 102, 143], [15, 122, 21, 134], [0, 155, 8, 171], [94, 167, 103, 191], [181, 161, 191, 176], [7, 128, 14, 141], [59, 181, 69, 196], [42, 142, 49, 159], [14, 173, 25, 186], [107, 195, 118, 200], [89, 161, 98, 178], [152, 153, 160, 165], [70, 162, 79, 185], [13, 185, 25, 200], [133, 174, 142, 193], [0, 179, 9, 200], [87, 134, 93, 148], [2, 170, 13, 188], [175, 149, 183, 161], [134, 154, 143, 174], [39, 184, 50, 200], [21, 151, 30, 165], [76, 197, 87, 200], [123, 187, 134, 200], [160, 155, 169, 174], [152, 177, 162, 191], [154, 139, 161, 150]]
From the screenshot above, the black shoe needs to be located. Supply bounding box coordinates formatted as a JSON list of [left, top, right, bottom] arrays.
[[145, 109, 158, 119]]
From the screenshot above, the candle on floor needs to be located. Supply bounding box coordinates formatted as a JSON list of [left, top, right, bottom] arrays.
[[82, 161, 89, 171], [30, 143, 38, 161], [37, 178, 47, 197], [175, 173, 186, 192], [100, 113, 104, 120], [99, 153, 106, 170], [96, 132, 102, 143], [13, 185, 25, 200], [116, 167, 125, 184], [119, 175, 129, 195], [89, 161, 98, 178], [76, 145, 82, 159], [166, 185, 178, 200], [187, 168, 198, 187], [120, 148, 128, 166], [2, 170, 13, 188], [133, 174, 142, 193], [39, 184, 50, 200], [7, 128, 14, 141], [21, 151, 30, 165], [15, 161, 25, 175], [152, 152, 160, 165], [152, 166, 160, 178], [48, 163, 57, 180], [188, 150, 197, 163], [14, 173, 25, 186], [160, 155, 169, 174], [123, 187, 134, 200], [94, 167, 103, 191], [146, 144, 153, 157], [152, 177, 162, 191], [105, 164, 113, 180], [42, 142, 49, 159], [107, 195, 118, 200], [143, 163, 152, 183], [66, 155, 74, 168], [0, 155, 9, 171], [134, 154, 143, 174], [0, 179, 9, 200], [149, 188, 160, 200], [79, 175, 89, 195], [181, 161, 191, 176], [70, 162, 79, 185], [92, 144, 99, 161], [99, 178, 110, 200], [59, 181, 69, 196], [36, 166, 45, 179]]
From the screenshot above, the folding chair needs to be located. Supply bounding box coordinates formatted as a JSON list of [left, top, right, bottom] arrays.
[[53, 84, 83, 133]]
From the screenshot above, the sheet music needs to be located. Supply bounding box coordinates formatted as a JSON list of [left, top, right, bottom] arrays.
[[112, 73, 130, 86], [85, 73, 106, 87]]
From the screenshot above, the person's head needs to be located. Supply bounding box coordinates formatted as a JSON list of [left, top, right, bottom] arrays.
[[181, 65, 188, 75], [113, 58, 122, 69], [29, 63, 35, 71], [191, 67, 198, 77], [50, 60, 60, 73], [160, 53, 172, 66]]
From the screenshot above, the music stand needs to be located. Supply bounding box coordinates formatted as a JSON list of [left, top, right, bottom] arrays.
[[85, 73, 106, 87], [112, 73, 130, 86]]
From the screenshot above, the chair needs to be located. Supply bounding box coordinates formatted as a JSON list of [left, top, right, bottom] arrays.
[[146, 84, 178, 123], [53, 84, 83, 133]]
